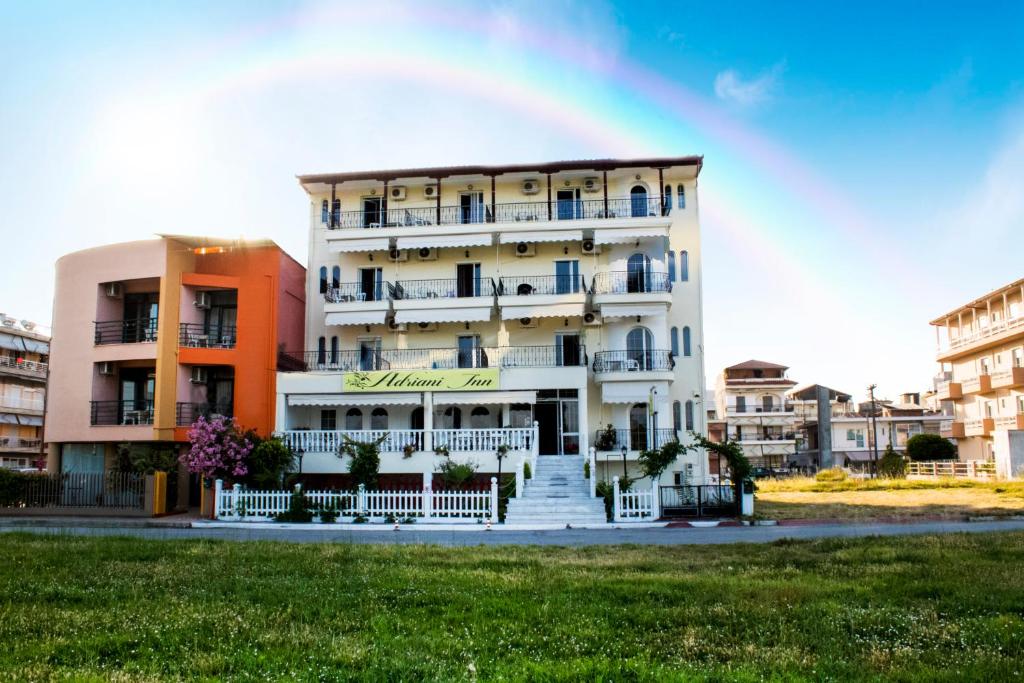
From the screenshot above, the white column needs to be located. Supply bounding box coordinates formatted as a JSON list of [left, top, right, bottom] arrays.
[[214, 479, 223, 519], [588, 446, 597, 498], [490, 476, 498, 523], [422, 471, 432, 519], [423, 391, 434, 453], [231, 483, 242, 520], [612, 475, 621, 522], [650, 478, 660, 519]]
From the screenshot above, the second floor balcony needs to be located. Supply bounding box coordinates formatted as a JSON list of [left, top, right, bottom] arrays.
[[592, 349, 675, 377], [0, 435, 42, 453], [591, 270, 673, 318], [90, 399, 154, 426], [179, 323, 237, 349], [392, 278, 496, 325], [0, 354, 48, 380], [176, 401, 233, 427], [285, 344, 588, 373], [94, 319, 157, 345]]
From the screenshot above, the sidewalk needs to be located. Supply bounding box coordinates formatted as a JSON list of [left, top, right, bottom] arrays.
[[0, 512, 198, 529]]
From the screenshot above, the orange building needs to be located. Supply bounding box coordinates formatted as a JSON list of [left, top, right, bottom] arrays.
[[45, 235, 305, 505]]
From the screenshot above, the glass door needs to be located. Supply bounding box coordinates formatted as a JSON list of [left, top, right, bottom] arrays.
[[359, 338, 382, 371], [359, 268, 383, 302], [460, 192, 485, 224], [556, 189, 580, 220], [555, 332, 580, 367], [457, 335, 482, 368], [554, 259, 580, 294], [456, 263, 481, 297], [362, 197, 382, 227]]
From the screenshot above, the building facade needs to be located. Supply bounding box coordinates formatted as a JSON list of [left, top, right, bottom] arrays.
[[930, 277, 1024, 472], [45, 237, 305, 497], [0, 315, 49, 469], [276, 157, 708, 488], [714, 360, 798, 468]]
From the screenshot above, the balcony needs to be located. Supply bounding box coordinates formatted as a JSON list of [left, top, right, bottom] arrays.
[[731, 432, 797, 444], [0, 436, 42, 453], [948, 421, 966, 438], [590, 271, 673, 318], [592, 350, 675, 389], [961, 374, 992, 395], [593, 428, 678, 453], [0, 354, 48, 381], [726, 404, 794, 415], [497, 274, 587, 320], [993, 414, 1024, 431], [991, 367, 1024, 390], [176, 402, 234, 427], [280, 426, 535, 455], [964, 417, 994, 437], [94, 319, 157, 345], [90, 400, 154, 426], [283, 345, 588, 372], [324, 282, 393, 326], [178, 323, 237, 349], [0, 397, 45, 416], [392, 278, 496, 325], [936, 380, 963, 401], [940, 313, 1024, 359]]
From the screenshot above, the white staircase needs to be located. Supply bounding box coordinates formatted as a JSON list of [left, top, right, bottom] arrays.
[[505, 455, 607, 525]]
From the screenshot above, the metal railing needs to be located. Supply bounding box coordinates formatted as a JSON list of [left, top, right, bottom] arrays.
[[94, 319, 157, 345], [658, 485, 737, 518], [393, 278, 496, 300], [0, 355, 48, 377], [497, 274, 586, 296], [178, 323, 237, 348], [1, 471, 145, 509], [281, 345, 587, 372], [593, 428, 678, 451], [592, 349, 675, 373], [731, 431, 796, 442], [176, 402, 233, 427], [326, 196, 666, 230], [324, 282, 392, 303], [0, 436, 42, 452], [90, 400, 154, 426], [591, 271, 672, 295], [287, 350, 392, 372], [727, 404, 794, 414]]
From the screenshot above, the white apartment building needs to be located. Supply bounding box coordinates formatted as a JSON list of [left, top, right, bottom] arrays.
[[714, 360, 798, 468], [274, 157, 708, 500]]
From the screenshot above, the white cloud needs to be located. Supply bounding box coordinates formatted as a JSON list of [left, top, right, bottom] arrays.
[[713, 62, 785, 107], [952, 123, 1024, 239]]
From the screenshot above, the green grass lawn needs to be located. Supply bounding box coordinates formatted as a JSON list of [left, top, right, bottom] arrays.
[[2, 533, 1023, 681]]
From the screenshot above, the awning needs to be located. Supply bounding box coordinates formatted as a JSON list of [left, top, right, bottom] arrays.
[[842, 451, 875, 462], [0, 333, 45, 354], [498, 230, 582, 244], [601, 381, 670, 404], [396, 233, 492, 250], [288, 393, 421, 407], [327, 237, 390, 253], [394, 307, 492, 324], [434, 390, 536, 405], [598, 304, 667, 318], [500, 303, 584, 320], [0, 414, 43, 426], [325, 311, 388, 326], [592, 226, 668, 244]]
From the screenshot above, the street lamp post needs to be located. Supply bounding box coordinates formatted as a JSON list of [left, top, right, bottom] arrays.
[[621, 445, 628, 480]]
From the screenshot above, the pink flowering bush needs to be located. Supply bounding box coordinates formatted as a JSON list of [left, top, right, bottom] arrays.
[[181, 415, 254, 484]]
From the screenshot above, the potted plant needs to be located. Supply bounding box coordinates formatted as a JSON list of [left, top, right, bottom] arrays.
[[595, 424, 618, 451], [433, 444, 450, 458], [402, 443, 416, 459]]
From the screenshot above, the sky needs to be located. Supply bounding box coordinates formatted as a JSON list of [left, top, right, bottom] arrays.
[[2, 1, 1023, 403]]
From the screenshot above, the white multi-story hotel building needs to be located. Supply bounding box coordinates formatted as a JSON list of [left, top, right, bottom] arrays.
[[275, 157, 708, 504]]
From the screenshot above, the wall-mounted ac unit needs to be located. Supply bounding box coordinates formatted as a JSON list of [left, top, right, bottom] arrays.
[[98, 361, 115, 376], [581, 239, 601, 255], [104, 282, 123, 298], [514, 242, 536, 257], [423, 184, 439, 200], [388, 320, 408, 332], [388, 248, 408, 262], [583, 311, 602, 326], [417, 247, 438, 261], [194, 292, 212, 309], [415, 321, 437, 332], [390, 186, 407, 201], [190, 366, 208, 384], [583, 177, 601, 193], [20, 320, 35, 331], [517, 317, 537, 329], [521, 179, 540, 195], [0, 317, 13, 328]]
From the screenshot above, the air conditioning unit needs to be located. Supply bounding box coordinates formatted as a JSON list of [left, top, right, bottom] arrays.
[[583, 177, 601, 193], [0, 317, 13, 328], [388, 248, 408, 262], [20, 320, 35, 331], [517, 317, 537, 329], [423, 184, 439, 200], [417, 247, 438, 261], [390, 186, 407, 201], [388, 319, 407, 333], [583, 311, 602, 326], [190, 366, 208, 384], [514, 242, 536, 257], [194, 292, 212, 309], [521, 179, 540, 195], [98, 361, 115, 376], [104, 282, 123, 298], [415, 321, 437, 332], [581, 239, 601, 255]]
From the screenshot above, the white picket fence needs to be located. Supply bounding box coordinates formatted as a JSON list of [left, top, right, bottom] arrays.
[[908, 460, 997, 480], [613, 476, 659, 521], [214, 479, 498, 522]]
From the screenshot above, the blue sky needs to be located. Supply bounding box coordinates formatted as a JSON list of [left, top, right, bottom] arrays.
[[2, 1, 1023, 401]]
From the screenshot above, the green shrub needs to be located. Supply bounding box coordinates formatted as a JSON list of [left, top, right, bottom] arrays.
[[878, 446, 908, 479], [595, 424, 618, 451], [339, 434, 386, 488], [906, 433, 957, 461], [437, 459, 478, 489], [0, 469, 31, 507], [523, 461, 532, 480], [246, 438, 295, 489], [274, 489, 314, 523], [816, 468, 848, 482], [318, 501, 339, 524], [583, 460, 590, 479], [595, 480, 614, 521], [638, 439, 687, 481]]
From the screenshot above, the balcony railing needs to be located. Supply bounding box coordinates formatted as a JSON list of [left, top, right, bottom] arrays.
[[282, 345, 588, 372], [946, 313, 1024, 351], [0, 355, 48, 377], [179, 323, 237, 348], [497, 274, 586, 296], [591, 271, 672, 295], [592, 350, 675, 373], [593, 428, 678, 452], [393, 278, 496, 300], [94, 319, 157, 345], [0, 398, 45, 413], [324, 282, 392, 303], [176, 402, 234, 427], [326, 196, 666, 230], [0, 436, 42, 452], [90, 400, 154, 426], [727, 404, 794, 414], [280, 427, 535, 453], [731, 432, 796, 442]]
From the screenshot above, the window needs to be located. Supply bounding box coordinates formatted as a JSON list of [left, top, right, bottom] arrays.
[[667, 250, 676, 281], [470, 406, 490, 428], [331, 266, 340, 290], [330, 336, 339, 365], [673, 400, 682, 431], [441, 406, 462, 429], [626, 253, 652, 293], [664, 185, 673, 211], [371, 408, 388, 430], [317, 336, 326, 366], [320, 409, 337, 431], [410, 407, 424, 429], [682, 326, 692, 357], [630, 185, 648, 217], [680, 251, 689, 281], [629, 403, 649, 451], [319, 267, 328, 294], [677, 184, 685, 209], [332, 199, 341, 225], [626, 326, 655, 370], [554, 260, 580, 294], [321, 200, 329, 224], [670, 327, 679, 356], [345, 408, 362, 431], [847, 429, 864, 447], [685, 400, 694, 430]]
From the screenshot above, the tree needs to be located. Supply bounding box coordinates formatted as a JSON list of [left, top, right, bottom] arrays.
[[877, 445, 907, 478], [690, 434, 751, 504], [180, 416, 254, 484], [339, 434, 386, 488], [245, 437, 295, 489], [637, 439, 688, 481], [905, 433, 956, 462]]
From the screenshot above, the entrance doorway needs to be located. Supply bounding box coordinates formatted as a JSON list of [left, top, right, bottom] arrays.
[[535, 389, 580, 455], [535, 402, 559, 455]]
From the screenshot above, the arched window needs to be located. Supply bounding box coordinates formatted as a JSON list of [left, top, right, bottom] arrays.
[[319, 266, 328, 294], [670, 327, 679, 356], [630, 185, 648, 217], [627, 253, 651, 293], [331, 199, 341, 225], [762, 395, 774, 412], [682, 326, 692, 357], [680, 250, 689, 282], [345, 408, 362, 431], [317, 336, 326, 366], [470, 406, 490, 428], [667, 250, 676, 282], [330, 336, 339, 365], [673, 400, 682, 431], [331, 266, 340, 290], [442, 406, 462, 429], [677, 184, 685, 209], [321, 200, 329, 224], [664, 185, 673, 211], [629, 403, 648, 451], [371, 407, 388, 430], [627, 327, 654, 370], [685, 400, 694, 430], [410, 407, 424, 430]]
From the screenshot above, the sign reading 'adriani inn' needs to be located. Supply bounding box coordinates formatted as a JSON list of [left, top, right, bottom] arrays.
[[342, 369, 499, 393]]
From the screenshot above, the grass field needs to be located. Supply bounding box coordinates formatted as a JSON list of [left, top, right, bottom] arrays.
[[756, 477, 1024, 521], [2, 533, 1023, 680]]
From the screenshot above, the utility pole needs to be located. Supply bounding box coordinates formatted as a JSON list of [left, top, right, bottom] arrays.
[[868, 384, 879, 478]]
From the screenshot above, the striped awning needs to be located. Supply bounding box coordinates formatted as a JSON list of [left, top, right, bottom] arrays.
[[326, 237, 390, 253], [396, 233, 492, 250], [325, 311, 389, 326], [500, 303, 585, 320], [394, 307, 492, 324], [598, 304, 667, 318], [287, 393, 421, 407], [434, 390, 536, 405], [498, 230, 582, 244], [592, 226, 668, 244]]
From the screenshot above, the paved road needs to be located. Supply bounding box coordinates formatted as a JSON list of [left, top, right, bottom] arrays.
[[3, 519, 1024, 546]]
